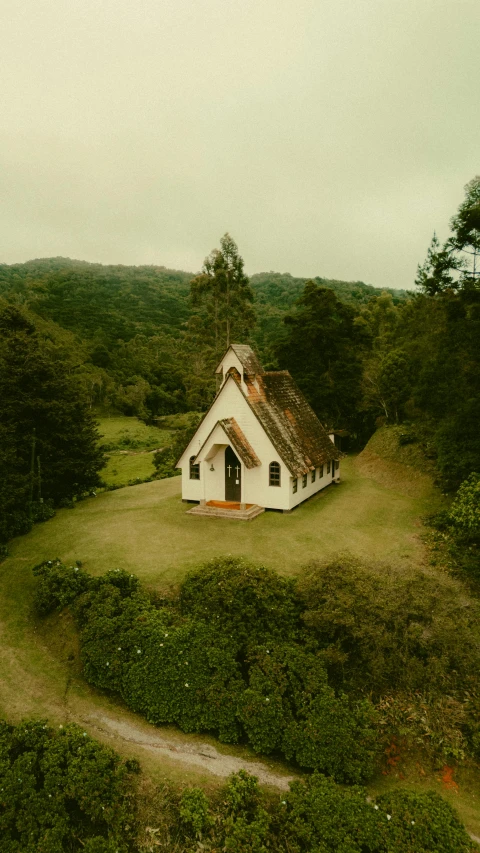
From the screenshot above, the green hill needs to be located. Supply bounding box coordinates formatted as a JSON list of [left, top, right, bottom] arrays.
[[0, 257, 408, 416], [0, 256, 192, 343]]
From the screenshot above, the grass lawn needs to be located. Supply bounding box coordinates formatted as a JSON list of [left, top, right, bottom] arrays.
[[98, 416, 173, 451], [97, 415, 173, 487], [100, 451, 159, 487], [2, 456, 441, 585]]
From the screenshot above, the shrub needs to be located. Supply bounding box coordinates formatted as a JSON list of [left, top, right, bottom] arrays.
[[30, 500, 56, 523], [180, 556, 303, 648], [0, 719, 137, 852], [238, 644, 378, 783], [297, 557, 480, 699], [179, 787, 212, 840], [32, 559, 94, 616], [175, 771, 474, 853], [449, 473, 480, 540], [278, 773, 474, 852]]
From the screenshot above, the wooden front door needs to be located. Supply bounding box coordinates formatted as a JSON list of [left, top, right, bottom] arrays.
[[225, 446, 241, 502]]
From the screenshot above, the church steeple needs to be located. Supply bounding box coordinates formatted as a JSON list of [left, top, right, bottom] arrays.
[[215, 344, 263, 391]]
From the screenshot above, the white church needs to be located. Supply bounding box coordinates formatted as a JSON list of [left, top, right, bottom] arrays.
[[176, 344, 342, 519]]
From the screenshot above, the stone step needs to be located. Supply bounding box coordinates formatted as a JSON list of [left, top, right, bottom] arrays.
[[187, 504, 265, 521]]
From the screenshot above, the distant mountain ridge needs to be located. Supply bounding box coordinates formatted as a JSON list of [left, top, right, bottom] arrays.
[[0, 256, 408, 344]]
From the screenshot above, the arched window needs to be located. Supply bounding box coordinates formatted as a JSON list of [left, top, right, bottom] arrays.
[[269, 461, 281, 486], [189, 456, 200, 480]]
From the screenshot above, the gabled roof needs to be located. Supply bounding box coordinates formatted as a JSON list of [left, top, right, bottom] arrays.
[[194, 417, 261, 469], [215, 343, 263, 375], [242, 371, 342, 477]]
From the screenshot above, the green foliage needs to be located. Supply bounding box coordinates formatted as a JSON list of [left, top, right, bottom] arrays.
[[0, 256, 408, 419], [449, 473, 480, 540], [32, 559, 94, 617], [179, 556, 302, 647], [0, 719, 137, 852], [277, 773, 474, 853], [179, 787, 212, 839], [376, 349, 411, 423], [250, 272, 407, 364], [0, 304, 105, 545], [152, 413, 202, 477], [449, 176, 480, 285], [1, 723, 473, 853], [176, 771, 474, 853], [189, 233, 255, 360], [298, 557, 480, 697], [275, 281, 366, 433], [416, 178, 480, 294], [33, 558, 379, 783], [297, 557, 480, 760], [33, 553, 480, 767], [415, 232, 459, 295]]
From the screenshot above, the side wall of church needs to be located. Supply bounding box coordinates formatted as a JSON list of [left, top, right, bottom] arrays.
[[288, 460, 340, 510]]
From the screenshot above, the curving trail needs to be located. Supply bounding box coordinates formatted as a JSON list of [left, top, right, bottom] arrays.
[[82, 711, 295, 791]]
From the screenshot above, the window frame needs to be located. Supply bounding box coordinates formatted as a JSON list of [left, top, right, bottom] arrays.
[[311, 468, 316, 484], [302, 473, 307, 488], [319, 464, 324, 478], [189, 456, 200, 480], [269, 461, 281, 487], [292, 477, 298, 494]]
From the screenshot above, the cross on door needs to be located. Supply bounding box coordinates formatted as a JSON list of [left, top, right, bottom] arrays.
[[235, 466, 240, 477], [227, 465, 232, 476]]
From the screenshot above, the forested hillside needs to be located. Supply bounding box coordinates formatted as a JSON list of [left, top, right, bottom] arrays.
[[0, 255, 405, 415]]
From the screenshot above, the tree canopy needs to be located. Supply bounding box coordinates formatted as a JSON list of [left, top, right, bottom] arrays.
[[189, 233, 255, 358], [0, 304, 105, 545], [275, 281, 366, 433]]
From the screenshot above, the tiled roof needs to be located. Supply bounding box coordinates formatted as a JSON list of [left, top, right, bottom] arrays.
[[215, 343, 263, 375], [244, 371, 342, 476], [219, 418, 261, 468]]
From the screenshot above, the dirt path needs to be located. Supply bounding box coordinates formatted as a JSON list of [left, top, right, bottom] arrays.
[[82, 711, 295, 791]]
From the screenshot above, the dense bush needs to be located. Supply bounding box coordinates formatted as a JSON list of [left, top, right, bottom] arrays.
[[449, 473, 480, 540], [33, 560, 95, 616], [175, 770, 474, 853], [0, 304, 105, 547], [33, 558, 379, 783], [297, 556, 480, 699], [0, 719, 137, 852], [179, 557, 302, 647], [2, 723, 472, 853]]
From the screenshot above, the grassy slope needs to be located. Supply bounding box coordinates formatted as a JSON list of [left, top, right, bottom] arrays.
[[98, 416, 173, 487], [1, 432, 479, 837]]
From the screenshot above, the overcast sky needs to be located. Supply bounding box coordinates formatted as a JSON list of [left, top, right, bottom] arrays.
[[1, 1, 479, 289]]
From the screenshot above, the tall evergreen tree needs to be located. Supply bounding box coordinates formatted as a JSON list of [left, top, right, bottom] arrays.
[[0, 305, 105, 545], [416, 177, 480, 294], [189, 233, 255, 359]]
